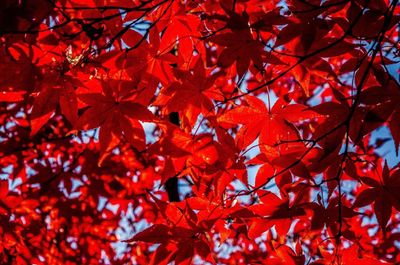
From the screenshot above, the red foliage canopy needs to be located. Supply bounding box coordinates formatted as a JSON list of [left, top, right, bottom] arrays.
[[0, 0, 399, 264]]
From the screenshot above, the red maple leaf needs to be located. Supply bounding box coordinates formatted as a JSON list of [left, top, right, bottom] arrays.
[[76, 80, 153, 164], [218, 96, 317, 149], [354, 161, 400, 230]]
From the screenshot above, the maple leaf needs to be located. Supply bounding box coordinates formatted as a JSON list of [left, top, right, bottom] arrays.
[[306, 197, 358, 236], [150, 121, 247, 192], [153, 57, 224, 127], [247, 190, 306, 239], [144, 28, 177, 86], [76, 80, 153, 164], [209, 30, 267, 77], [353, 161, 400, 230], [312, 89, 376, 159], [157, 10, 201, 65], [125, 199, 216, 265], [30, 74, 80, 135], [360, 80, 400, 154], [218, 96, 317, 150]]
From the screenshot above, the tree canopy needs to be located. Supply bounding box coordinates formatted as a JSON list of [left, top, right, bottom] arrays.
[[0, 0, 399, 264]]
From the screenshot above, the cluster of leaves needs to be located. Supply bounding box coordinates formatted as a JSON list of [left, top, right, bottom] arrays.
[[0, 0, 399, 264]]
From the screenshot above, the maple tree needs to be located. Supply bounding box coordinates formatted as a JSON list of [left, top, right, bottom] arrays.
[[0, 0, 400, 264]]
